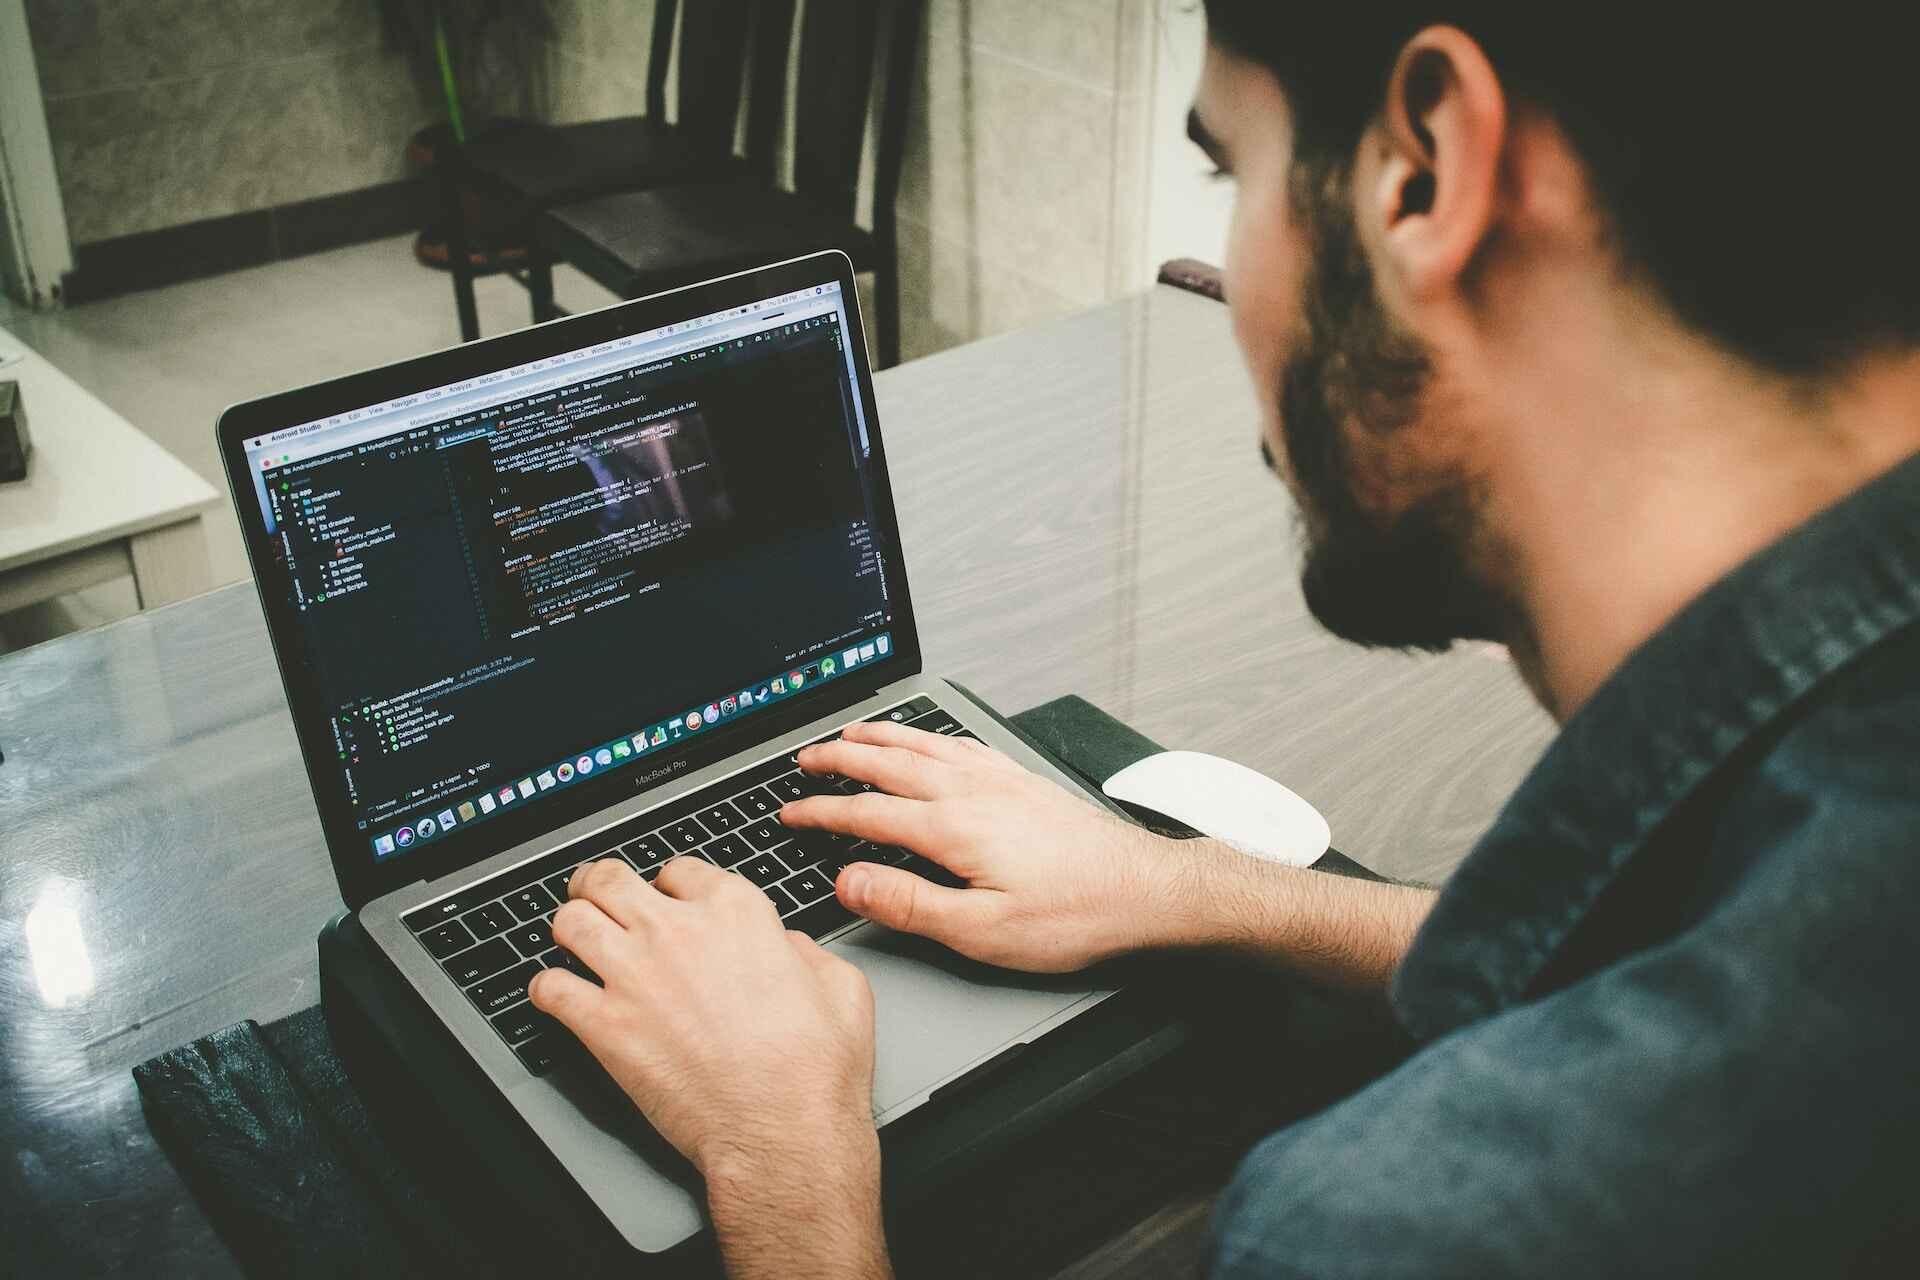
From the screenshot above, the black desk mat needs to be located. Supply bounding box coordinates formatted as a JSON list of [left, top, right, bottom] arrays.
[[135, 695, 1406, 1278]]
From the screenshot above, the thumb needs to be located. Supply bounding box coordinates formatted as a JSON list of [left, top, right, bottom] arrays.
[[837, 862, 986, 947]]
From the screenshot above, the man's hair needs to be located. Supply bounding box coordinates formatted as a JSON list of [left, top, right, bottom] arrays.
[[1203, 4, 1920, 377]]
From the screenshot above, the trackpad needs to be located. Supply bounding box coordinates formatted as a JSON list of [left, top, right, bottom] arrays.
[[829, 923, 1103, 1116]]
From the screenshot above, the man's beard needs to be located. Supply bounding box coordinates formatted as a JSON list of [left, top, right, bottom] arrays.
[[1276, 186, 1514, 652]]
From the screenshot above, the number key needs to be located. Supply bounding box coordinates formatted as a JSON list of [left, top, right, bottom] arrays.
[[462, 900, 516, 940], [698, 801, 745, 833], [507, 885, 555, 921], [661, 818, 708, 851], [733, 786, 779, 818]]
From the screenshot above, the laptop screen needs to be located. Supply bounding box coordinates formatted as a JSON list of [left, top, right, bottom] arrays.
[[238, 278, 898, 866]]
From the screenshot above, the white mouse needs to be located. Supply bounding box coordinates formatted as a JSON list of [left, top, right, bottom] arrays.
[[1102, 750, 1331, 867]]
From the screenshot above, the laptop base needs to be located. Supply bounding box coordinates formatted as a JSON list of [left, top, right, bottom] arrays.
[[318, 910, 1185, 1269]]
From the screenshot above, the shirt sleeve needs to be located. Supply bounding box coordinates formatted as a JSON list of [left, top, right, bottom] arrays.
[[1205, 773, 1920, 1278]]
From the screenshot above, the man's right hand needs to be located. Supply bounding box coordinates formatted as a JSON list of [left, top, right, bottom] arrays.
[[778, 721, 1175, 973], [781, 719, 1437, 988]]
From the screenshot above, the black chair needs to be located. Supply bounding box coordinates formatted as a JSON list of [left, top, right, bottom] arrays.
[[1157, 258, 1226, 303], [439, 0, 787, 341], [530, 0, 923, 369]]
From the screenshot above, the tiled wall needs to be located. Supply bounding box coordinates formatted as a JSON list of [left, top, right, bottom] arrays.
[[23, 0, 431, 245], [24, 0, 1156, 360], [533, 0, 1156, 362], [538, 0, 662, 125], [897, 0, 1153, 360]]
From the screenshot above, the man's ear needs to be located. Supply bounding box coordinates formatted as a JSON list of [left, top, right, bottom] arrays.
[[1366, 26, 1507, 301]]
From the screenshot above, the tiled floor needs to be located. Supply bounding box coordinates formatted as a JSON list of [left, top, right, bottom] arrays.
[[0, 237, 622, 650]]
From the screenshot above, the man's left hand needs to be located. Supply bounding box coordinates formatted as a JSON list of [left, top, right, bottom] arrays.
[[529, 855, 886, 1275]]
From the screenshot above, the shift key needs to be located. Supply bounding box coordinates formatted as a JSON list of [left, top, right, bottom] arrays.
[[469, 960, 541, 1016]]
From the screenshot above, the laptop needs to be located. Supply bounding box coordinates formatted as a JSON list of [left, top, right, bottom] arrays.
[[217, 250, 1124, 1253]]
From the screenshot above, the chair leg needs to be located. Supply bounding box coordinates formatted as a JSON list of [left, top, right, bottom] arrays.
[[438, 158, 481, 343], [877, 256, 902, 370], [528, 247, 557, 325]]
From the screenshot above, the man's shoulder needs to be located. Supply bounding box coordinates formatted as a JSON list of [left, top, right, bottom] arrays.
[[1708, 615, 1920, 901], [1208, 626, 1920, 1279]]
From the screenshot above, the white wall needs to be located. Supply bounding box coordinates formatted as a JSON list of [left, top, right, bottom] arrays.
[[1145, 0, 1232, 271]]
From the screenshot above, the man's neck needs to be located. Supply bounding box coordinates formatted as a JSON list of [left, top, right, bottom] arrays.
[[1495, 338, 1920, 722]]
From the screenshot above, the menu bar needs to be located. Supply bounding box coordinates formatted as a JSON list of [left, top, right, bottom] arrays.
[[248, 283, 844, 454]]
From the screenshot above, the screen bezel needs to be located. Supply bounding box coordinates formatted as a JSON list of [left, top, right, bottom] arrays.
[[217, 251, 924, 911]]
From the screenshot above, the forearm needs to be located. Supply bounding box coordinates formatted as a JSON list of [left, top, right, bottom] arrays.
[[1137, 837, 1436, 987], [704, 1129, 891, 1280]]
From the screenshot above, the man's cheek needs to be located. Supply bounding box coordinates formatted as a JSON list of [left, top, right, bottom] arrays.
[[1225, 190, 1306, 395]]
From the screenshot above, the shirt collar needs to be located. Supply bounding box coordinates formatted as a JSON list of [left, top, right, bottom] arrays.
[[1392, 449, 1920, 1041]]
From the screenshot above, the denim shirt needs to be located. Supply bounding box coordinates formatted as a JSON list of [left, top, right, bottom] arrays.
[[1209, 451, 1920, 1277]]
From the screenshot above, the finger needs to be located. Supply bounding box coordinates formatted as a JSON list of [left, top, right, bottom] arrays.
[[795, 738, 953, 799], [651, 852, 731, 900], [550, 898, 632, 980], [567, 856, 659, 929], [837, 719, 985, 763], [842, 719, 1026, 775], [950, 733, 1025, 772], [527, 966, 607, 1037], [835, 862, 995, 950], [777, 791, 940, 849]]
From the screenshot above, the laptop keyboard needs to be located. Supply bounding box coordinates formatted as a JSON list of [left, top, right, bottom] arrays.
[[402, 695, 970, 1075]]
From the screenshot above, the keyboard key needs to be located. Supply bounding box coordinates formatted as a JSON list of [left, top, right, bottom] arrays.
[[543, 946, 602, 986], [661, 818, 709, 852], [814, 851, 862, 883], [704, 832, 752, 867], [462, 901, 516, 940], [507, 885, 555, 921], [623, 833, 674, 869], [783, 868, 834, 906], [907, 710, 962, 735], [443, 937, 517, 987], [504, 918, 553, 958], [763, 882, 800, 914], [403, 889, 489, 932], [470, 961, 540, 1015], [515, 1036, 564, 1075], [784, 730, 842, 764], [902, 854, 966, 888], [741, 818, 789, 851], [738, 852, 793, 886], [785, 896, 858, 941], [765, 773, 811, 804], [490, 1001, 552, 1045], [789, 827, 861, 860], [733, 786, 779, 819], [952, 729, 980, 741], [698, 801, 745, 833], [869, 695, 937, 724], [542, 870, 575, 902], [418, 919, 474, 959]]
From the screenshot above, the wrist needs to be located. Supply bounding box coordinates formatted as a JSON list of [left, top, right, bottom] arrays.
[[700, 1107, 881, 1209], [1128, 840, 1236, 951], [703, 1123, 887, 1279], [1136, 835, 1278, 953], [1098, 826, 1229, 958]]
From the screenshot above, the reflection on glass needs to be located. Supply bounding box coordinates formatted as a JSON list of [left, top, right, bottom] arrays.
[[25, 878, 95, 1008]]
